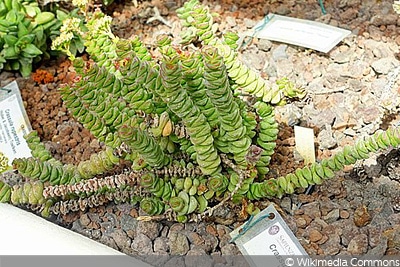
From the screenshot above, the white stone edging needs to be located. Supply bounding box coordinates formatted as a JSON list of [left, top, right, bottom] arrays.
[[0, 203, 149, 266]]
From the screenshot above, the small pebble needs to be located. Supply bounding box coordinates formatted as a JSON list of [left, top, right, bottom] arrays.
[[79, 214, 91, 227], [309, 229, 323, 243], [340, 210, 350, 219], [354, 205, 371, 227], [295, 217, 308, 228], [347, 234, 369, 254]]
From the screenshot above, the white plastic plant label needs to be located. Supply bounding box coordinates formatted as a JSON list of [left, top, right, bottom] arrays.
[[230, 204, 307, 267], [0, 81, 32, 171], [251, 14, 351, 53], [294, 126, 316, 165]]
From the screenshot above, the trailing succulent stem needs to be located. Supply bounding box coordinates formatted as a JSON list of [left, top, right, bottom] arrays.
[[2, 0, 399, 222], [247, 127, 400, 200], [176, 0, 306, 105]]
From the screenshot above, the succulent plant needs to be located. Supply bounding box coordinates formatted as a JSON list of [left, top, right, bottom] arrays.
[[50, 8, 85, 59], [0, 0, 86, 76], [0, 0, 57, 76]]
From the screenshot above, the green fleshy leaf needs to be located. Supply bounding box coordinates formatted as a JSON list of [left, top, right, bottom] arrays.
[[23, 5, 38, 18], [4, 35, 18, 46], [56, 10, 68, 21], [18, 21, 28, 38], [16, 34, 35, 47], [19, 58, 33, 77], [22, 43, 42, 56], [3, 46, 18, 59], [5, 10, 18, 23]]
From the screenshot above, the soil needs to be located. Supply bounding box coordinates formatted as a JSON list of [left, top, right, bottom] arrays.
[[2, 0, 400, 263]]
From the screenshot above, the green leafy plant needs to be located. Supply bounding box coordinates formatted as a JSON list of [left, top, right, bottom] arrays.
[[50, 8, 85, 59], [0, 0, 84, 77], [0, 0, 58, 76], [1, 0, 399, 223]]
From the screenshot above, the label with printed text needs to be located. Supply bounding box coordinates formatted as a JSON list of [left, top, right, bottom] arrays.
[[242, 221, 304, 255], [0, 81, 32, 167], [252, 14, 351, 53], [230, 204, 307, 267]]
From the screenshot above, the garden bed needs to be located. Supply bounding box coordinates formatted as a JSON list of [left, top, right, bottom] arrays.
[[1, 0, 400, 263]]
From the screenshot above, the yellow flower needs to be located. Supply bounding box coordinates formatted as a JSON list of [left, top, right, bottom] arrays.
[[60, 18, 83, 35], [72, 0, 89, 9]]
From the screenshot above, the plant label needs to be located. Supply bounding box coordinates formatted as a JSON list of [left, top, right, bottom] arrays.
[[250, 14, 351, 53], [0, 81, 32, 169], [294, 126, 316, 165], [230, 204, 307, 266]]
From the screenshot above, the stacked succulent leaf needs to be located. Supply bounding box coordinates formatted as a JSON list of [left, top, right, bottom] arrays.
[[2, 0, 400, 222]]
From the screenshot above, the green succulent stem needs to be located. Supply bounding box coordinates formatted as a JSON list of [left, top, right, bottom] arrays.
[[180, 49, 220, 129], [24, 130, 60, 164], [140, 173, 173, 200], [254, 102, 278, 176], [140, 197, 165, 216], [12, 145, 121, 187], [10, 180, 45, 206], [169, 196, 185, 212], [207, 173, 229, 193], [176, 0, 305, 105], [84, 10, 118, 73], [248, 127, 400, 200], [203, 47, 251, 166], [118, 125, 170, 168], [12, 157, 74, 185], [158, 55, 221, 175]]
